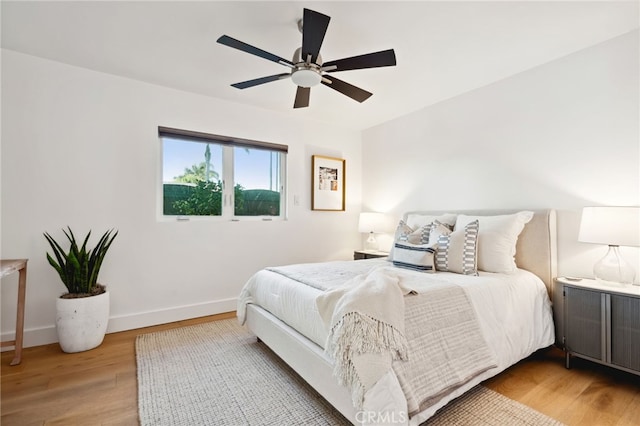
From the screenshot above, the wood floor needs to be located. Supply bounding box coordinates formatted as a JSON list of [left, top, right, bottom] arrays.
[[2, 312, 639, 425]]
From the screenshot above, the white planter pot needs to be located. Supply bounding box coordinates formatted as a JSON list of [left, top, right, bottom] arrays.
[[55, 290, 109, 353]]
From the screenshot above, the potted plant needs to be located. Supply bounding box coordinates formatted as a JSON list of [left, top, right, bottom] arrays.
[[44, 227, 118, 353]]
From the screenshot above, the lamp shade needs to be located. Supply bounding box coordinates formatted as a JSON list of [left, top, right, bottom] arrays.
[[358, 212, 391, 234], [578, 206, 640, 247]]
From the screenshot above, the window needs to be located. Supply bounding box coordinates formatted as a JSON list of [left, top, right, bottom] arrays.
[[160, 127, 287, 219]]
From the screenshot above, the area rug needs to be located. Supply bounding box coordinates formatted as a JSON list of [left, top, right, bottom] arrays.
[[136, 319, 563, 426]]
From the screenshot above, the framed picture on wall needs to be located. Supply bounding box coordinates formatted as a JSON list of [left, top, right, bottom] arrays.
[[311, 155, 345, 211]]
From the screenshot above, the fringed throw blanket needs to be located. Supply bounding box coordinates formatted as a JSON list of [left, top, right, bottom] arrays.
[[316, 267, 416, 408], [315, 266, 497, 417], [392, 285, 497, 416]]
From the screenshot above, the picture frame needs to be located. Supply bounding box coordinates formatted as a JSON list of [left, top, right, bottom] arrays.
[[311, 155, 345, 211]]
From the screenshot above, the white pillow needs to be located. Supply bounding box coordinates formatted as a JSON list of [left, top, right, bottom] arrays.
[[405, 213, 457, 230], [454, 211, 534, 273]]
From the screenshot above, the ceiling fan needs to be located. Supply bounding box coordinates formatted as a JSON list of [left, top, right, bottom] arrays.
[[216, 8, 397, 109]]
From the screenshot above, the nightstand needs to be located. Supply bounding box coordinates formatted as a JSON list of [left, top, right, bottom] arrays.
[[353, 250, 389, 260], [554, 277, 639, 376]]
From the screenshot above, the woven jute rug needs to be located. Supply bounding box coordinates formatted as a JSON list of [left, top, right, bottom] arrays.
[[136, 318, 563, 426]]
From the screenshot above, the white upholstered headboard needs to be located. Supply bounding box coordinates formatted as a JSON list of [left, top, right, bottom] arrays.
[[401, 209, 558, 293]]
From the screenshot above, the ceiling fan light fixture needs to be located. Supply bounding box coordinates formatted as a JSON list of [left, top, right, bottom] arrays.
[[291, 68, 322, 87]]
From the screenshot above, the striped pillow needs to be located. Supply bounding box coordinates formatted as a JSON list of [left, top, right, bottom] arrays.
[[435, 220, 479, 275], [392, 241, 437, 272], [395, 220, 431, 244], [388, 220, 431, 259], [426, 220, 453, 244]]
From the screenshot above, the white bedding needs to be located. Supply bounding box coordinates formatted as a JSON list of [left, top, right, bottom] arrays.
[[238, 259, 385, 348], [238, 258, 555, 424]]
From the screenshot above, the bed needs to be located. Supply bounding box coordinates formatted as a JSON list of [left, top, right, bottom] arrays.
[[238, 209, 557, 425]]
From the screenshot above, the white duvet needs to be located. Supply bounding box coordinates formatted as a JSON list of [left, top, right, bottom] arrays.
[[237, 259, 555, 425]]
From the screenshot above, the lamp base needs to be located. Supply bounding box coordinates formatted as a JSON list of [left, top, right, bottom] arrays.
[[594, 245, 636, 286], [364, 232, 379, 252]]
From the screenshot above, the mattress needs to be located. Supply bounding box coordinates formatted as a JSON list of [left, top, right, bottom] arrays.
[[237, 258, 555, 424]]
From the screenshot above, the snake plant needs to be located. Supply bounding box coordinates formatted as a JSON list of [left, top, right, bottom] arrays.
[[44, 227, 118, 296]]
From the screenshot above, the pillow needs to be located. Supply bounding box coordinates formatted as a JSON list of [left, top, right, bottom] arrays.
[[392, 241, 437, 272], [435, 220, 479, 275], [426, 220, 453, 245], [396, 220, 430, 244], [388, 220, 431, 259], [405, 213, 457, 230], [455, 211, 534, 273]]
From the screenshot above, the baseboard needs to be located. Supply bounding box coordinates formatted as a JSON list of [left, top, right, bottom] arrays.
[[1, 298, 238, 350]]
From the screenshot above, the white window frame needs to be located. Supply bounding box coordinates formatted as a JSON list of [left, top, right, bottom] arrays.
[[158, 127, 287, 221]]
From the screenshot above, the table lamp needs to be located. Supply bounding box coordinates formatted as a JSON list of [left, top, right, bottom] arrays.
[[358, 212, 390, 251], [578, 206, 640, 286]]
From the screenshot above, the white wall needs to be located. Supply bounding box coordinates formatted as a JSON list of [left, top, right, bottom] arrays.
[[0, 50, 362, 347], [362, 31, 640, 282]]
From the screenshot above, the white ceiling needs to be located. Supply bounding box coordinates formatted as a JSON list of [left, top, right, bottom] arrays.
[[2, 1, 638, 131]]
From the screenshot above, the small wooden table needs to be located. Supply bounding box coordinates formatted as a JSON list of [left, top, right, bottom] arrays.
[[1, 259, 28, 365]]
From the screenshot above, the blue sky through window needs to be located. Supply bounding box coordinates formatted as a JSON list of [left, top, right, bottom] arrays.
[[163, 138, 280, 191]]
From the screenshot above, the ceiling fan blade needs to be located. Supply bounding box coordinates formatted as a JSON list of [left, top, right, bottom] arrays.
[[217, 35, 294, 67], [231, 73, 291, 89], [301, 8, 330, 64], [322, 49, 397, 72], [321, 76, 372, 103], [294, 87, 310, 108]]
